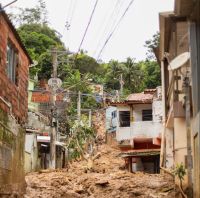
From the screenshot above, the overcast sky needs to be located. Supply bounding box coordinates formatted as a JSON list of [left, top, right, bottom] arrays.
[[3, 0, 174, 62]]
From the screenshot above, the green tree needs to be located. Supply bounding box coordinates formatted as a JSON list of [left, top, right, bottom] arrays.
[[122, 57, 145, 93], [144, 32, 160, 62], [74, 52, 102, 75], [10, 0, 48, 25], [140, 60, 161, 89], [104, 60, 124, 91], [17, 23, 64, 79]]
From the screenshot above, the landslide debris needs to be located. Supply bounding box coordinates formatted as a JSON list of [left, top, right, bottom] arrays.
[[25, 144, 175, 198]]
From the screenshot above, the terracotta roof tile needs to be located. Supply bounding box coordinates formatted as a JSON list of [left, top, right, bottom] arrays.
[[126, 93, 153, 103]]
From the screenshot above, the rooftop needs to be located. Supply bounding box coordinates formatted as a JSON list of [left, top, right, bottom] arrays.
[[109, 89, 155, 106], [127, 92, 153, 103]]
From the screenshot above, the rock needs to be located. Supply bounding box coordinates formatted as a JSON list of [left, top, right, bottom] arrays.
[[95, 180, 109, 187], [74, 185, 84, 194], [62, 190, 81, 198]]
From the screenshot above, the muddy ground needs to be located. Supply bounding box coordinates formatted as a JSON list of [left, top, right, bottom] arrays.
[[25, 144, 175, 198]]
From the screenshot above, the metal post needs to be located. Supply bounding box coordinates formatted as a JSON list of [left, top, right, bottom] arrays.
[[50, 48, 58, 169]]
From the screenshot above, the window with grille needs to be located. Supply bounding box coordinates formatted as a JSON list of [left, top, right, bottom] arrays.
[[119, 111, 130, 127], [111, 110, 117, 118], [6, 41, 18, 84], [142, 109, 152, 121]]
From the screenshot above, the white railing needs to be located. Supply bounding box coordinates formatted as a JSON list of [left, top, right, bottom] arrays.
[[116, 121, 162, 141]]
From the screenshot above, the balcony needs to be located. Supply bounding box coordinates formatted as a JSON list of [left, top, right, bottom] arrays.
[[116, 121, 162, 141]]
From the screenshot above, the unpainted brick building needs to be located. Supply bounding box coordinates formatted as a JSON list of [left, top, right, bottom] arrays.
[[0, 9, 32, 197]]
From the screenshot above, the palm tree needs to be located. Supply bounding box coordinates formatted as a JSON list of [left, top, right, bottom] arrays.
[[123, 57, 145, 93]]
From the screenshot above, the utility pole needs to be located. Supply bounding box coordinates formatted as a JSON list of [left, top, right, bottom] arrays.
[[77, 91, 81, 123], [116, 90, 120, 102], [119, 74, 124, 98], [88, 110, 92, 127], [50, 48, 58, 169]]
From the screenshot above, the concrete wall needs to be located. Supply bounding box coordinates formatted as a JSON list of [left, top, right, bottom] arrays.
[[0, 111, 25, 196], [24, 152, 31, 173], [174, 118, 187, 165], [165, 128, 174, 168], [25, 134, 39, 173]]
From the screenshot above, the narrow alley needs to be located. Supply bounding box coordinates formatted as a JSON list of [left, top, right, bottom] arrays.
[[0, 0, 200, 198]]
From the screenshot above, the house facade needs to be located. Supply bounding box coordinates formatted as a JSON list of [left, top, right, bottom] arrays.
[[108, 88, 163, 173], [0, 9, 32, 196], [159, 0, 200, 197]]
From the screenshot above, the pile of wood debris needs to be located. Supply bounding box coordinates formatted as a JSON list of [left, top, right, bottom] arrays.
[[25, 144, 175, 198]]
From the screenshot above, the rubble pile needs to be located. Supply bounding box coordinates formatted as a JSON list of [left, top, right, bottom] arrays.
[[25, 144, 175, 198]]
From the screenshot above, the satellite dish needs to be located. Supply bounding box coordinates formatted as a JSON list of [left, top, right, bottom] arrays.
[[168, 52, 190, 71], [48, 78, 62, 90]]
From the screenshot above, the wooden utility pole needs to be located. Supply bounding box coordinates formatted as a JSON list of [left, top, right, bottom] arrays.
[[119, 74, 123, 98], [184, 76, 193, 197], [50, 48, 58, 169], [77, 91, 81, 123], [88, 110, 92, 127]]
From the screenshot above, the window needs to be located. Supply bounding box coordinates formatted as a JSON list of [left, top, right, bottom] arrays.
[[142, 109, 152, 121], [6, 41, 18, 84], [111, 110, 117, 118], [119, 111, 130, 127]]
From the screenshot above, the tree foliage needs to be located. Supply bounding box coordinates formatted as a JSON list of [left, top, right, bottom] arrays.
[[10, 0, 48, 25], [144, 32, 160, 61], [18, 23, 64, 79]]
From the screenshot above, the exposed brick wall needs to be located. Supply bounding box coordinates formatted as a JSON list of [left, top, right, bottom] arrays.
[[0, 14, 30, 124]]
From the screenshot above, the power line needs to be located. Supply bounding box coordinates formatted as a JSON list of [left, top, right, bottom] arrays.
[[67, 0, 78, 47], [96, 0, 135, 60], [77, 0, 99, 53], [62, 0, 73, 35], [93, 0, 123, 57]]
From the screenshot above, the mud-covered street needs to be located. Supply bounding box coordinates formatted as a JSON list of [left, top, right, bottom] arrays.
[[25, 144, 175, 198]]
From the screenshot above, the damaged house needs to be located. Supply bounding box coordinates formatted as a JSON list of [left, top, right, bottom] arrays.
[[108, 88, 163, 173], [0, 9, 32, 196]]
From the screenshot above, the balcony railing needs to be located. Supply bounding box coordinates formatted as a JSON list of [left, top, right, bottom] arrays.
[[116, 121, 162, 141]]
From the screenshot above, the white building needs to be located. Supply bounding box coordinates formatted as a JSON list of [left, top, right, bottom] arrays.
[[108, 87, 163, 173]]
